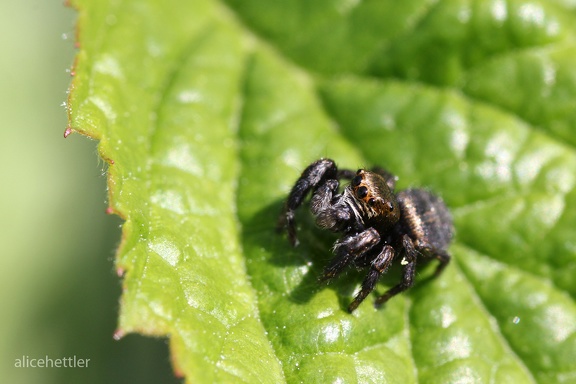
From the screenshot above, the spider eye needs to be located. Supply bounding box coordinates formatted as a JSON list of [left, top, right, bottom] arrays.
[[368, 198, 376, 205], [352, 175, 362, 186], [387, 201, 394, 211], [357, 186, 368, 199]]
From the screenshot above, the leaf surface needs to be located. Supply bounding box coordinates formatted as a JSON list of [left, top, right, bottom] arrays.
[[68, 0, 576, 382]]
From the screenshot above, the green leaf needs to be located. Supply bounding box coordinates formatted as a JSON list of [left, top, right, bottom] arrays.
[[67, 0, 576, 382]]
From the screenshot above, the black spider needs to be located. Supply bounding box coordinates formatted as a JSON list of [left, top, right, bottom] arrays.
[[277, 158, 453, 312]]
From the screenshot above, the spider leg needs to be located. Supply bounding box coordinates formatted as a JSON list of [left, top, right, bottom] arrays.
[[375, 235, 418, 307], [348, 244, 394, 312], [337, 168, 356, 180], [370, 166, 398, 190], [319, 228, 380, 283], [310, 179, 352, 232], [412, 238, 451, 277], [277, 159, 339, 246], [431, 249, 450, 277]]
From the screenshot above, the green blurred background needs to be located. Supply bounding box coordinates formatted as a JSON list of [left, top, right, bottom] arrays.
[[0, 1, 178, 382]]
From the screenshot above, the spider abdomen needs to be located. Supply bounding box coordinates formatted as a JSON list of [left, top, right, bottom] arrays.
[[397, 189, 453, 252]]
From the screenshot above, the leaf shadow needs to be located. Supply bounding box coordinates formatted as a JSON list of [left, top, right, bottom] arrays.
[[241, 199, 406, 312]]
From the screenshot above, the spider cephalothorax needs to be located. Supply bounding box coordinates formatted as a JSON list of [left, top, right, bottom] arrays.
[[278, 158, 453, 312], [348, 169, 400, 226]]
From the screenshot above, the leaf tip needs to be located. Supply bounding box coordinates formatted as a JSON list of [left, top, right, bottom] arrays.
[[63, 126, 73, 138], [172, 365, 185, 379], [112, 329, 125, 341]]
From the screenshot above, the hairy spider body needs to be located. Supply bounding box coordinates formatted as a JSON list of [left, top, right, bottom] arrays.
[[278, 158, 453, 312]]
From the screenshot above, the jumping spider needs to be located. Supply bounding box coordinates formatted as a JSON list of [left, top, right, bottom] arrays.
[[278, 158, 453, 312]]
